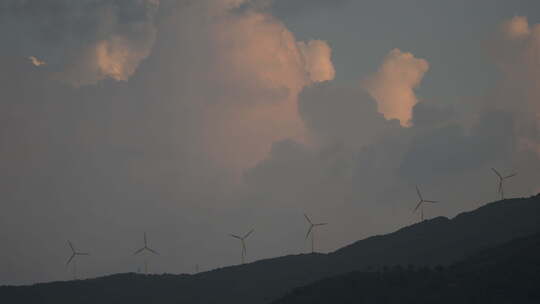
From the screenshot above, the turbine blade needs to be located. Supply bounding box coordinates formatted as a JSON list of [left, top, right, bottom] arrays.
[[498, 181, 503, 194], [413, 200, 423, 212], [304, 214, 312, 225], [76, 252, 90, 256], [68, 241, 75, 253], [66, 253, 75, 265], [144, 232, 147, 247], [315, 223, 328, 226], [146, 247, 159, 255], [416, 186, 423, 200], [305, 225, 313, 239], [504, 173, 517, 179], [134, 247, 145, 255], [424, 200, 438, 203], [229, 234, 242, 240], [492, 168, 502, 179], [244, 229, 254, 239]]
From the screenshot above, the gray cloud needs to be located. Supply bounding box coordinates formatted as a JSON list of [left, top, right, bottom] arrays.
[[399, 110, 516, 184], [233, 0, 350, 16], [299, 83, 398, 149], [0, 0, 159, 86], [269, 0, 350, 17]]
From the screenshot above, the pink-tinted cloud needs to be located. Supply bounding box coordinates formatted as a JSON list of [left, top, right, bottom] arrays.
[[28, 56, 46, 67], [196, 7, 335, 170], [501, 16, 531, 39], [362, 49, 429, 127]]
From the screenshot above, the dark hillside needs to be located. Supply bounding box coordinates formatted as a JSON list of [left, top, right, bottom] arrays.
[[273, 233, 540, 304], [2, 194, 539, 303]]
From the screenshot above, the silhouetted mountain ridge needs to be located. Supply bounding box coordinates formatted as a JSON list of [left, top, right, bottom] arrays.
[[2, 194, 539, 303], [273, 232, 540, 304]]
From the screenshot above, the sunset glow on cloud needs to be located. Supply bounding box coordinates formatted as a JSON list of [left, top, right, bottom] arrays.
[[195, 5, 335, 172], [362, 49, 429, 127]]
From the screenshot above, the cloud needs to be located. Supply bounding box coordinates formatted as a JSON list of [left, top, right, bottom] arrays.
[[0, 0, 335, 175], [500, 16, 531, 39], [170, 3, 335, 172], [298, 40, 336, 83], [490, 16, 540, 157], [298, 83, 397, 149], [362, 49, 429, 127], [0, 0, 159, 86], [411, 102, 456, 129], [28, 56, 46, 67], [399, 110, 516, 183], [257, 0, 351, 17]]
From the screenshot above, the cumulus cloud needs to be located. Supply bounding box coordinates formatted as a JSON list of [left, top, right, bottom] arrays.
[[298, 40, 336, 83], [177, 3, 335, 172], [362, 49, 429, 127], [0, 0, 336, 174], [0, 0, 159, 86]]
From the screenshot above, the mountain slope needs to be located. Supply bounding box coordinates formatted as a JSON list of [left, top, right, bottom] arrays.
[[332, 194, 540, 269], [273, 233, 540, 304], [2, 194, 539, 304]]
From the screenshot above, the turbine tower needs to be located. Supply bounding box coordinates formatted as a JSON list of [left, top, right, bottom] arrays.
[[492, 168, 516, 200], [304, 214, 327, 254], [134, 232, 159, 274], [230, 229, 254, 265], [66, 240, 89, 279], [413, 186, 438, 222]]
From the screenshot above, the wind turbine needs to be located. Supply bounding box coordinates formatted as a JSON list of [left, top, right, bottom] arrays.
[[413, 186, 438, 222], [134, 232, 159, 274], [492, 168, 516, 200], [304, 214, 327, 254], [230, 229, 254, 265], [66, 240, 89, 279]]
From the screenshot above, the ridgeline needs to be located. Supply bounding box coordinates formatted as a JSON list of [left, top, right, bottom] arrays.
[[2, 194, 539, 303]]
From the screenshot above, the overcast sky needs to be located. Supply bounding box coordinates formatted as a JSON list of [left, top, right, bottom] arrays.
[[1, 0, 540, 285]]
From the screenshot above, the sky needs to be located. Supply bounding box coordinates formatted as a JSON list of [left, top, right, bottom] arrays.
[[1, 0, 540, 285]]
